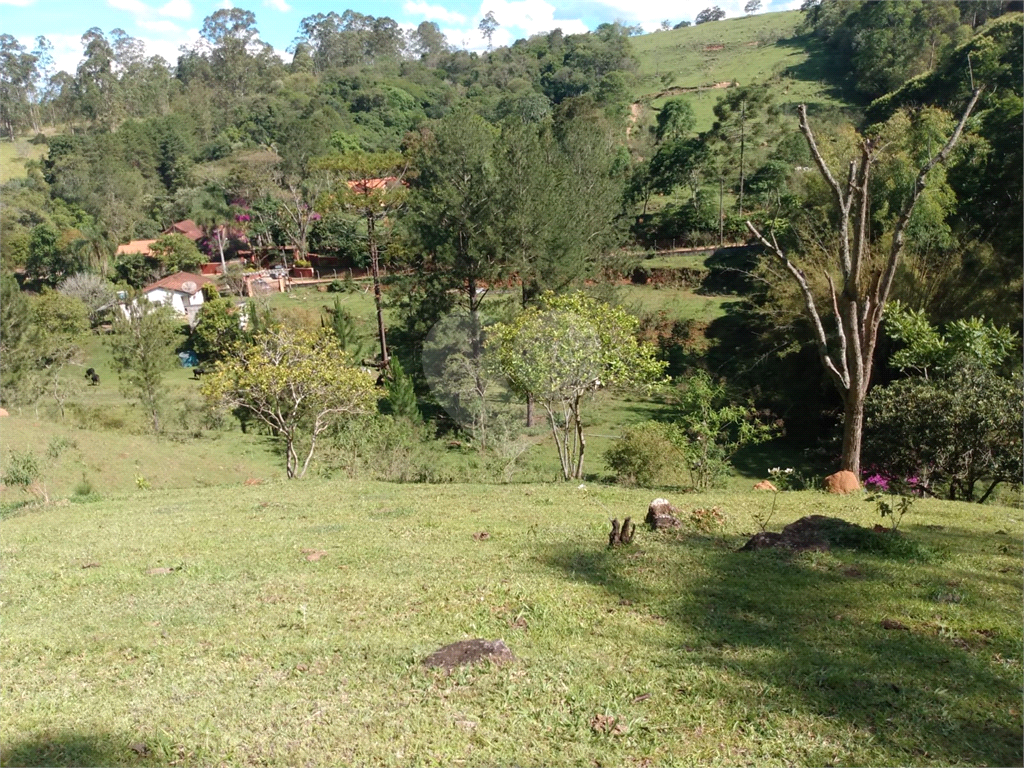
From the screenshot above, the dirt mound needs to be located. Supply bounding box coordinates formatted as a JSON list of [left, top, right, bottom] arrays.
[[824, 470, 859, 494], [739, 515, 870, 553], [753, 480, 778, 491], [422, 639, 514, 672]]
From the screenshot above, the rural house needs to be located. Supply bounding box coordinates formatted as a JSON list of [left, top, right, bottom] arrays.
[[140, 271, 217, 324]]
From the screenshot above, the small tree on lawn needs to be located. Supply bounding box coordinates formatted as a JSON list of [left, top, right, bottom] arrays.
[[490, 292, 666, 480], [108, 299, 181, 433], [201, 327, 376, 479]]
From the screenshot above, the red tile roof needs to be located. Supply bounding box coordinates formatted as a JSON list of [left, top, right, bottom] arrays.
[[165, 220, 205, 241], [142, 271, 217, 295]]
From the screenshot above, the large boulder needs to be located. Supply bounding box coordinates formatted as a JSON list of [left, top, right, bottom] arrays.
[[422, 639, 514, 672], [646, 498, 681, 530], [823, 470, 859, 494]]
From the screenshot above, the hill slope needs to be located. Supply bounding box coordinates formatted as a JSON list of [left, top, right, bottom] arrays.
[[629, 11, 853, 131]]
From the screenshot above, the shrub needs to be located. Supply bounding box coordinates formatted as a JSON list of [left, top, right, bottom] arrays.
[[604, 421, 680, 486], [3, 450, 40, 488], [73, 474, 94, 497]]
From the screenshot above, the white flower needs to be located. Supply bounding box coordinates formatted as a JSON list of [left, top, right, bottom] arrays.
[[578, 484, 587, 490], [785, 468, 794, 474]]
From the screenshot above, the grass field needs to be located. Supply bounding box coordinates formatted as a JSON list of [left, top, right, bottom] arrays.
[[2, 480, 1021, 766], [0, 137, 47, 184], [629, 10, 855, 133]]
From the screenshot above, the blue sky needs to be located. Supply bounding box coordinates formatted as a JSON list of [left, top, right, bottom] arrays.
[[1, 0, 800, 75]]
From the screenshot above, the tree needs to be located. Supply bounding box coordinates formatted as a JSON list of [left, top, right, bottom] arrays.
[[316, 151, 408, 368], [29, 290, 89, 420], [70, 223, 114, 277], [673, 21, 692, 28], [57, 272, 116, 325], [479, 11, 500, 50], [745, 90, 981, 477], [490, 292, 666, 480], [0, 273, 31, 405], [108, 298, 181, 433], [384, 356, 419, 421], [149, 233, 206, 275], [864, 367, 1022, 503], [201, 328, 376, 478], [744, 0, 762, 15], [695, 7, 727, 24], [655, 98, 696, 144], [0, 34, 38, 139], [191, 296, 243, 362], [191, 186, 233, 275]]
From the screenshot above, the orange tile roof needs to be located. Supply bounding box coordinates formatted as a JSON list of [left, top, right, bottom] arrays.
[[116, 239, 157, 256], [142, 271, 217, 295]]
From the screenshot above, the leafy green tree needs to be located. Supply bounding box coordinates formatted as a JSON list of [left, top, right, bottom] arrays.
[[668, 370, 778, 491], [201, 327, 376, 478], [113, 252, 154, 289], [190, 296, 243, 362], [28, 291, 89, 419], [884, 301, 1019, 380], [655, 98, 696, 144], [864, 367, 1022, 503], [384, 356, 419, 421], [0, 34, 39, 139], [191, 186, 234, 275], [0, 273, 31, 405], [490, 292, 666, 480], [479, 11, 500, 50], [695, 7, 726, 24], [70, 223, 114, 277], [108, 299, 181, 433], [321, 296, 365, 360], [149, 233, 206, 275], [26, 223, 80, 286]]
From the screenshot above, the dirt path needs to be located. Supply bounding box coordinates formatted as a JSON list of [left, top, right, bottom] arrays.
[[648, 81, 734, 101]]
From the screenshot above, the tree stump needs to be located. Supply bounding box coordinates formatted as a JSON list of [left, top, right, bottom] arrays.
[[609, 517, 636, 547]]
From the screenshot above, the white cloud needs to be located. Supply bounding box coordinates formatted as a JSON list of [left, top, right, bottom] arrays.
[[0, 0, 37, 6], [263, 0, 291, 11], [586, 0, 783, 30], [157, 0, 192, 19], [403, 0, 466, 25], [138, 18, 183, 34], [108, 0, 149, 12], [440, 0, 589, 51]]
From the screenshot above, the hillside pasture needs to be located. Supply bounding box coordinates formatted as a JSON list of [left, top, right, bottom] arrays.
[[2, 481, 1021, 766]]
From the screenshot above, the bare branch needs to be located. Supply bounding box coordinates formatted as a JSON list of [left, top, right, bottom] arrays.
[[746, 220, 849, 392], [798, 104, 853, 278]]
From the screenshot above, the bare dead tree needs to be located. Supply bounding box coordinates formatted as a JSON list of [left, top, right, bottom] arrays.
[[746, 89, 982, 477]]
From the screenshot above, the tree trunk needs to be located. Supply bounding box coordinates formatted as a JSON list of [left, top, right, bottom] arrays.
[[738, 100, 746, 215], [366, 213, 389, 368], [217, 231, 227, 275], [718, 177, 725, 247], [839, 388, 864, 478], [572, 396, 586, 479]]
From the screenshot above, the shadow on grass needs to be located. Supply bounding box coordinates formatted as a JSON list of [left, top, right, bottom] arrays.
[[540, 529, 1022, 766], [2, 731, 130, 767]]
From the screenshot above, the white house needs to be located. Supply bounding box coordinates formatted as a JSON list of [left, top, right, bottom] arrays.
[[140, 271, 218, 325]]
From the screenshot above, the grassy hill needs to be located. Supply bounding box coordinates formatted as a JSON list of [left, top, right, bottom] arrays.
[[628, 11, 854, 133], [2, 480, 1021, 766], [0, 136, 47, 184]]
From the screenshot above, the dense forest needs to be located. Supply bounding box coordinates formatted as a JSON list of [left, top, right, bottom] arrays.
[[1, 1, 1020, 500]]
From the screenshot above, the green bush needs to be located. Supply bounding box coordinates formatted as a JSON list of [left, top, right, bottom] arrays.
[[3, 450, 40, 488], [604, 421, 680, 487]]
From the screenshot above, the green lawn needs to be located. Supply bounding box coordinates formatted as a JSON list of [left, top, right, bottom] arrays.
[[2, 480, 1021, 766]]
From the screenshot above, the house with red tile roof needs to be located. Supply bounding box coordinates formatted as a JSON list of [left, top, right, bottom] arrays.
[[141, 271, 218, 324], [164, 220, 205, 241]]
